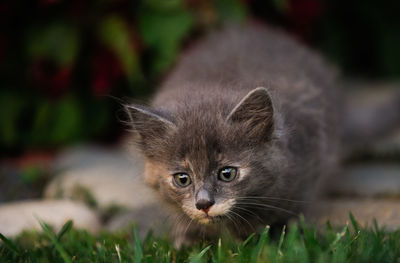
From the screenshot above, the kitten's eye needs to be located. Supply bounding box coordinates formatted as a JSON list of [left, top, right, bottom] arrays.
[[218, 167, 237, 182], [173, 173, 191, 187]]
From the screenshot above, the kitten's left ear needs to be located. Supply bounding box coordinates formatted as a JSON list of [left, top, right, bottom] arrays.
[[226, 87, 274, 140], [124, 104, 176, 156]]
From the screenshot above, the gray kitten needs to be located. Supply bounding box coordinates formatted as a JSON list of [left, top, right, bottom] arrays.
[[126, 23, 340, 247]]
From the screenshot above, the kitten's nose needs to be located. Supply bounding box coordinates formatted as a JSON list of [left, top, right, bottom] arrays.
[[195, 199, 215, 212], [195, 188, 215, 212]]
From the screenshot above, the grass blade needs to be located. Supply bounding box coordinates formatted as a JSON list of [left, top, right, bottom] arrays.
[[217, 238, 223, 263], [242, 233, 256, 247], [251, 225, 270, 262], [115, 244, 122, 263], [38, 220, 72, 263], [133, 224, 143, 263], [0, 232, 20, 254], [349, 213, 359, 232], [277, 225, 286, 256], [190, 245, 212, 263], [57, 220, 73, 241], [330, 224, 348, 252]]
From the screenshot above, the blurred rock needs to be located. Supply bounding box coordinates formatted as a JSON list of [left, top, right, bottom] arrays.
[[44, 145, 158, 211], [0, 200, 100, 237], [0, 165, 41, 203], [0, 152, 53, 203], [371, 128, 400, 157], [322, 164, 400, 198], [342, 81, 400, 157], [343, 81, 400, 106], [106, 203, 169, 238], [308, 199, 400, 230], [51, 144, 135, 172]]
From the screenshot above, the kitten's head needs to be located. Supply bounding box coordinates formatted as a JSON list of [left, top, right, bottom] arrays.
[[126, 87, 278, 225]]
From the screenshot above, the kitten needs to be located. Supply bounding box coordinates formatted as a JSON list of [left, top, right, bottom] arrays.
[[126, 22, 340, 247]]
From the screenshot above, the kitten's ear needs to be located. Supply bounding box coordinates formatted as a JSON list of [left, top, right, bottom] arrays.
[[125, 104, 176, 154], [226, 87, 274, 140]]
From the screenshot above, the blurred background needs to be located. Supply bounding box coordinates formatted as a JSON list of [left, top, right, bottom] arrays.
[[1, 0, 400, 207]]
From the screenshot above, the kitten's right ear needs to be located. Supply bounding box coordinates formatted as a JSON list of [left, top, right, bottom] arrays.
[[124, 104, 176, 154], [226, 87, 274, 141]]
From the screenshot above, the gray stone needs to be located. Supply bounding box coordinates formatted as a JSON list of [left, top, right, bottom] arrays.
[[51, 144, 137, 172], [0, 200, 100, 237], [106, 203, 169, 238], [343, 81, 400, 106], [308, 199, 400, 230], [322, 164, 400, 198], [372, 128, 400, 156], [44, 145, 159, 211], [342, 81, 400, 155]]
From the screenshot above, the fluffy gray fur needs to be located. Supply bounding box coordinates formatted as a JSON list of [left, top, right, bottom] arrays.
[[126, 22, 340, 247]]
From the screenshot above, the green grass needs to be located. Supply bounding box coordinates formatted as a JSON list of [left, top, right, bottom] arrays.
[[1, 216, 400, 262]]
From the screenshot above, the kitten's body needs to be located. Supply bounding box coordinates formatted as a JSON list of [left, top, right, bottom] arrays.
[[127, 23, 340, 246]]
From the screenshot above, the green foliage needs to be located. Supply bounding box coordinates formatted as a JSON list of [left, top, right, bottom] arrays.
[[27, 22, 80, 66], [317, 0, 400, 77], [138, 1, 194, 75], [0, 0, 248, 153], [214, 0, 247, 22], [30, 96, 83, 146], [1, 217, 400, 262], [0, 92, 24, 148], [98, 15, 143, 85], [20, 165, 43, 184]]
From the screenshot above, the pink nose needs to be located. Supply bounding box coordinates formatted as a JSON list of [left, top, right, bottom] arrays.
[[195, 199, 215, 213]]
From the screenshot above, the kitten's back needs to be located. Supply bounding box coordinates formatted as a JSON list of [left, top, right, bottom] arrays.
[[154, 23, 337, 109]]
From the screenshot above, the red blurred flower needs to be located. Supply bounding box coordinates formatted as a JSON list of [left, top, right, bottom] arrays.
[[288, 0, 324, 39], [14, 151, 54, 170], [66, 0, 88, 18], [39, 0, 61, 6], [31, 59, 72, 97], [91, 49, 123, 96]]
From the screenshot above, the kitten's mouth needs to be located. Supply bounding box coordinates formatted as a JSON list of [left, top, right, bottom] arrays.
[[197, 215, 223, 225], [184, 199, 234, 225]]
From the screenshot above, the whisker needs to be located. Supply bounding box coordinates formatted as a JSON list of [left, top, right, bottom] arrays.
[[233, 206, 264, 225], [172, 213, 187, 240], [236, 201, 299, 217], [235, 196, 310, 203], [228, 210, 255, 233], [183, 218, 194, 238], [224, 212, 240, 234]]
